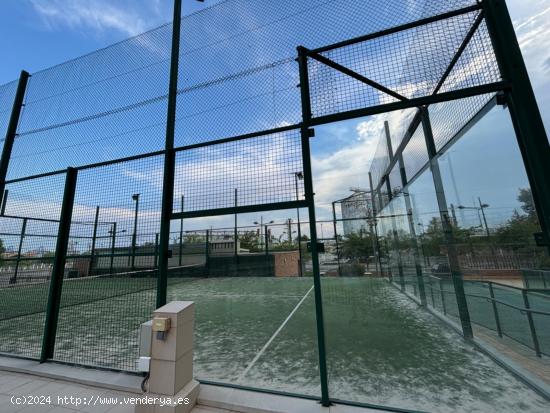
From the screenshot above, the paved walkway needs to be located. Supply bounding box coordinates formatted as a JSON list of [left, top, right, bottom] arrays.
[[0, 371, 230, 413]]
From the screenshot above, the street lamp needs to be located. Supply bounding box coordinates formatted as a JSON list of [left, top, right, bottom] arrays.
[[254, 217, 274, 249], [131, 193, 140, 270], [457, 199, 490, 239], [458, 199, 496, 266]]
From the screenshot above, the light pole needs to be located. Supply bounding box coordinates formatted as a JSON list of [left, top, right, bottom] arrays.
[[458, 199, 496, 267], [131, 193, 140, 270], [254, 217, 274, 250], [478, 198, 491, 240], [457, 200, 490, 239]]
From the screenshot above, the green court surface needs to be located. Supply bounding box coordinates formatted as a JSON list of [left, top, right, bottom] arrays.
[[0, 276, 548, 412]]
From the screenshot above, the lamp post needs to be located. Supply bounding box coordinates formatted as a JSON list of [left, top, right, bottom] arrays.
[[131, 193, 140, 270], [458, 199, 496, 267], [254, 217, 274, 250], [457, 200, 490, 239]]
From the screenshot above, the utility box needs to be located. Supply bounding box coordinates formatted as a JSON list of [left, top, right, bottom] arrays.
[[137, 320, 152, 372]]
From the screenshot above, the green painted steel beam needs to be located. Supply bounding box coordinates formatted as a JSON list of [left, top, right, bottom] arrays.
[[483, 0, 550, 254], [41, 167, 78, 362], [157, 0, 182, 309]]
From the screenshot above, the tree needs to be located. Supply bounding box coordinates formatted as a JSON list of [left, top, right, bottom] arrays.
[[494, 188, 540, 249], [238, 230, 260, 252], [518, 187, 536, 219], [341, 230, 374, 262]]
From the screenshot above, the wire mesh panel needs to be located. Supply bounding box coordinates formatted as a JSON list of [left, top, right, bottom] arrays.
[[402, 124, 429, 182], [0, 173, 66, 358], [53, 155, 164, 371], [0, 80, 19, 141], [308, 9, 485, 118], [369, 138, 390, 190], [174, 129, 304, 213], [7, 25, 172, 181]]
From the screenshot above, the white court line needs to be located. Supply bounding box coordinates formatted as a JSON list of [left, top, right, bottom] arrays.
[[238, 284, 314, 381]]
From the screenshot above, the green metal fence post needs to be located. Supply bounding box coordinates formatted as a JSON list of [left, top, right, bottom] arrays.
[[397, 142, 427, 305], [157, 0, 182, 309], [10, 218, 27, 284], [368, 172, 383, 275], [234, 188, 238, 262], [384, 123, 406, 291], [429, 276, 435, 307], [88, 206, 100, 276], [264, 224, 269, 257], [205, 229, 210, 276], [179, 195, 184, 266], [484, 0, 550, 255], [332, 202, 342, 277], [297, 46, 330, 407], [41, 167, 78, 362], [422, 106, 473, 339], [0, 71, 29, 207], [488, 282, 502, 337], [131, 194, 139, 270], [110, 222, 116, 275], [154, 233, 159, 268], [1, 189, 8, 215], [439, 278, 447, 315], [522, 290, 541, 357]]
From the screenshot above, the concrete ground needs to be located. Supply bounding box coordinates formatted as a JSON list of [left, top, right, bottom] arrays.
[[0, 367, 384, 413], [0, 370, 234, 413]]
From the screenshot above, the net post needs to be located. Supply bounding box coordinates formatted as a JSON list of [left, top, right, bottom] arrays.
[[483, 0, 550, 255], [0, 70, 29, 207], [41, 167, 78, 362], [157, 0, 182, 309], [421, 106, 472, 339], [297, 45, 331, 407]]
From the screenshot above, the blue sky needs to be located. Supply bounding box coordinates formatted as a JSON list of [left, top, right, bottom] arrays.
[[0, 0, 549, 249]]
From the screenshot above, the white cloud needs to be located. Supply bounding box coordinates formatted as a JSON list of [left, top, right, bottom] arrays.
[[513, 2, 550, 82], [30, 0, 166, 37]]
